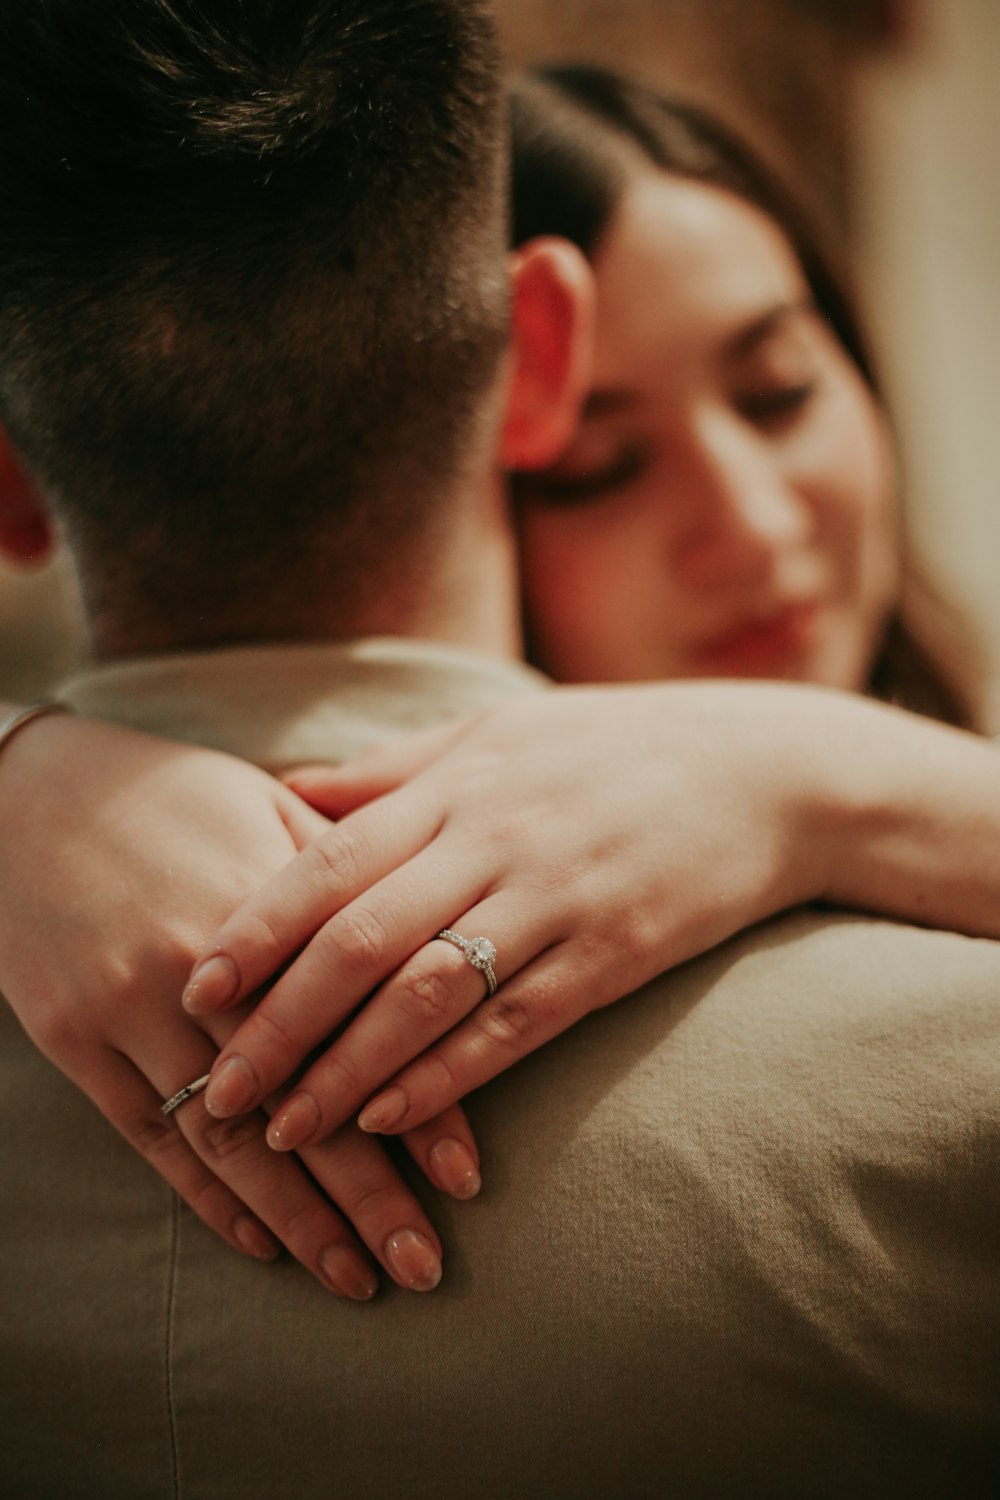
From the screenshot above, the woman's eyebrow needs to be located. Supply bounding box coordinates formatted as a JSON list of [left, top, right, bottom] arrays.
[[726, 298, 814, 361]]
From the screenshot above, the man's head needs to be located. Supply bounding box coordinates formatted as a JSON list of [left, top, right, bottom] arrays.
[[0, 0, 517, 651]]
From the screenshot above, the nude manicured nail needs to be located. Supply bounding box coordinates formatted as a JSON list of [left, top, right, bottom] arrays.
[[358, 1087, 409, 1133], [205, 1055, 258, 1117], [384, 1229, 442, 1292], [233, 1214, 281, 1261], [320, 1246, 378, 1301], [428, 1137, 481, 1199], [183, 953, 240, 1013], [267, 1091, 320, 1152]]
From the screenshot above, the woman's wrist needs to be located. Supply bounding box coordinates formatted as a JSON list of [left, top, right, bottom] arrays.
[[809, 694, 1000, 931], [0, 698, 91, 828]]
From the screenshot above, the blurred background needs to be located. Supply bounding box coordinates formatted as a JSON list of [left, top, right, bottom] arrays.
[[3, 0, 998, 717]]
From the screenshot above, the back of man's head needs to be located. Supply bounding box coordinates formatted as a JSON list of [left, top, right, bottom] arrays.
[[0, 0, 507, 645]]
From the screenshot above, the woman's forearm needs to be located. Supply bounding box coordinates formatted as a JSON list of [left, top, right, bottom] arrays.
[[807, 693, 1000, 936]]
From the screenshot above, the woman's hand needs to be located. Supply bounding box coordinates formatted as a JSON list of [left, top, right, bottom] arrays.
[[186, 680, 1000, 1150], [0, 710, 480, 1298], [183, 682, 854, 1144]]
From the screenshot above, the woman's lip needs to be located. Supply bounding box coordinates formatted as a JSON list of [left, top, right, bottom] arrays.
[[694, 602, 822, 673]]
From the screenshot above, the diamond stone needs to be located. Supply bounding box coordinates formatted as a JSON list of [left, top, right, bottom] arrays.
[[466, 936, 496, 970]]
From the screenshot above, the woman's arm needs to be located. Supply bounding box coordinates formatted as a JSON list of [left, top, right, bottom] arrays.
[[0, 708, 477, 1297], [183, 680, 1000, 1147]]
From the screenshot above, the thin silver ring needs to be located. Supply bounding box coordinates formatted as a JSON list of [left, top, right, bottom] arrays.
[[161, 1073, 211, 1116], [436, 930, 498, 998]]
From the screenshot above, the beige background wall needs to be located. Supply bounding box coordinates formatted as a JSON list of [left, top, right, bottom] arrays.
[[496, 0, 861, 218], [855, 0, 1000, 716]]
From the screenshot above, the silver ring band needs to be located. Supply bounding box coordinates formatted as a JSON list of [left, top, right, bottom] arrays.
[[436, 930, 498, 998], [161, 1073, 211, 1116], [0, 699, 73, 760]]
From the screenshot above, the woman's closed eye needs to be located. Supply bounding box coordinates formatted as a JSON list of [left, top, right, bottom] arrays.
[[521, 439, 650, 505], [736, 376, 819, 429]]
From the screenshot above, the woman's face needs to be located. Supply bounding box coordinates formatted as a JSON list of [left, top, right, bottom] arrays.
[[516, 172, 900, 689]]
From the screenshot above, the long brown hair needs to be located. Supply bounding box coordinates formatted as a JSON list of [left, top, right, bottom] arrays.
[[510, 65, 986, 729]]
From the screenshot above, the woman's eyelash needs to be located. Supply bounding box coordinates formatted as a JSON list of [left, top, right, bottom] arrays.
[[524, 447, 648, 504], [737, 380, 818, 423]]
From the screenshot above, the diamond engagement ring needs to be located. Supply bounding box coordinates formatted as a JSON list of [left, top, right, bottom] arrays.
[[161, 1073, 211, 1116], [436, 930, 498, 998]]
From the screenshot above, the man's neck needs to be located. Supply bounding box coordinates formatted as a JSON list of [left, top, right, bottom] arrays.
[[81, 473, 524, 666]]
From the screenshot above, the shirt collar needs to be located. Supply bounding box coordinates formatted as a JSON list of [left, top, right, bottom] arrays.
[[58, 637, 547, 771]]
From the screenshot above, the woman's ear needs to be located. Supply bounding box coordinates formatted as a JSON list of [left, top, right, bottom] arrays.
[[0, 426, 54, 567], [500, 236, 595, 472]]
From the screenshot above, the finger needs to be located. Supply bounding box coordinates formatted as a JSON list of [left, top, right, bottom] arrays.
[[176, 1008, 450, 1295], [199, 839, 483, 1119], [151, 1048, 381, 1300], [274, 782, 336, 849], [358, 945, 589, 1134], [182, 785, 446, 1018], [298, 1126, 445, 1293], [282, 719, 475, 816], [263, 905, 545, 1148], [401, 1103, 482, 1201], [76, 1047, 282, 1263]]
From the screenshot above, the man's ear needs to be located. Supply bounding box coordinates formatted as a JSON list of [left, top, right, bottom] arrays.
[[0, 426, 55, 567], [501, 236, 595, 472]]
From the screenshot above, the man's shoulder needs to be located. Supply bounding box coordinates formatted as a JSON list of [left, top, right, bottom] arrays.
[[589, 906, 1000, 1138], [641, 904, 1000, 1050]]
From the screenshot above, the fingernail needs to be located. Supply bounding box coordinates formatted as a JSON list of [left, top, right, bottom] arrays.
[[320, 1246, 378, 1301], [384, 1228, 442, 1292], [266, 1091, 320, 1152], [429, 1137, 481, 1200], [205, 1055, 258, 1117], [233, 1214, 281, 1261], [358, 1087, 409, 1133], [183, 954, 240, 1013]]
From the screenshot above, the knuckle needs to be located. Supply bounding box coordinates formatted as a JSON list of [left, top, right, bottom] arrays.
[[250, 1002, 305, 1064], [313, 1049, 364, 1102], [344, 1174, 403, 1225], [597, 898, 657, 960], [28, 1000, 83, 1060], [192, 1110, 264, 1166], [237, 908, 287, 973], [425, 1049, 461, 1095], [129, 1111, 183, 1159], [471, 808, 523, 866], [477, 994, 533, 1049], [305, 831, 365, 893], [275, 1197, 330, 1248], [397, 966, 457, 1026], [327, 905, 390, 973], [186, 1171, 231, 1219]]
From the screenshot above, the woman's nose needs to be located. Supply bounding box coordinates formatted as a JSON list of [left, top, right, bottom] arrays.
[[670, 421, 811, 583]]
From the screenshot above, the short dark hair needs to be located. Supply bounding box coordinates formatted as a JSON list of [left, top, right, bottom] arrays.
[[0, 0, 507, 644], [509, 66, 986, 731]]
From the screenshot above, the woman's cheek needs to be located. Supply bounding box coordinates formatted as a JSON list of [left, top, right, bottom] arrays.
[[520, 514, 642, 681], [809, 407, 900, 687], [519, 517, 598, 676], [842, 410, 901, 625], [809, 388, 899, 596]]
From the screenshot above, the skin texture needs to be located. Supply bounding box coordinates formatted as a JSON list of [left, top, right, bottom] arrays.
[[516, 171, 900, 691], [189, 682, 1000, 1148], [0, 711, 482, 1297]]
